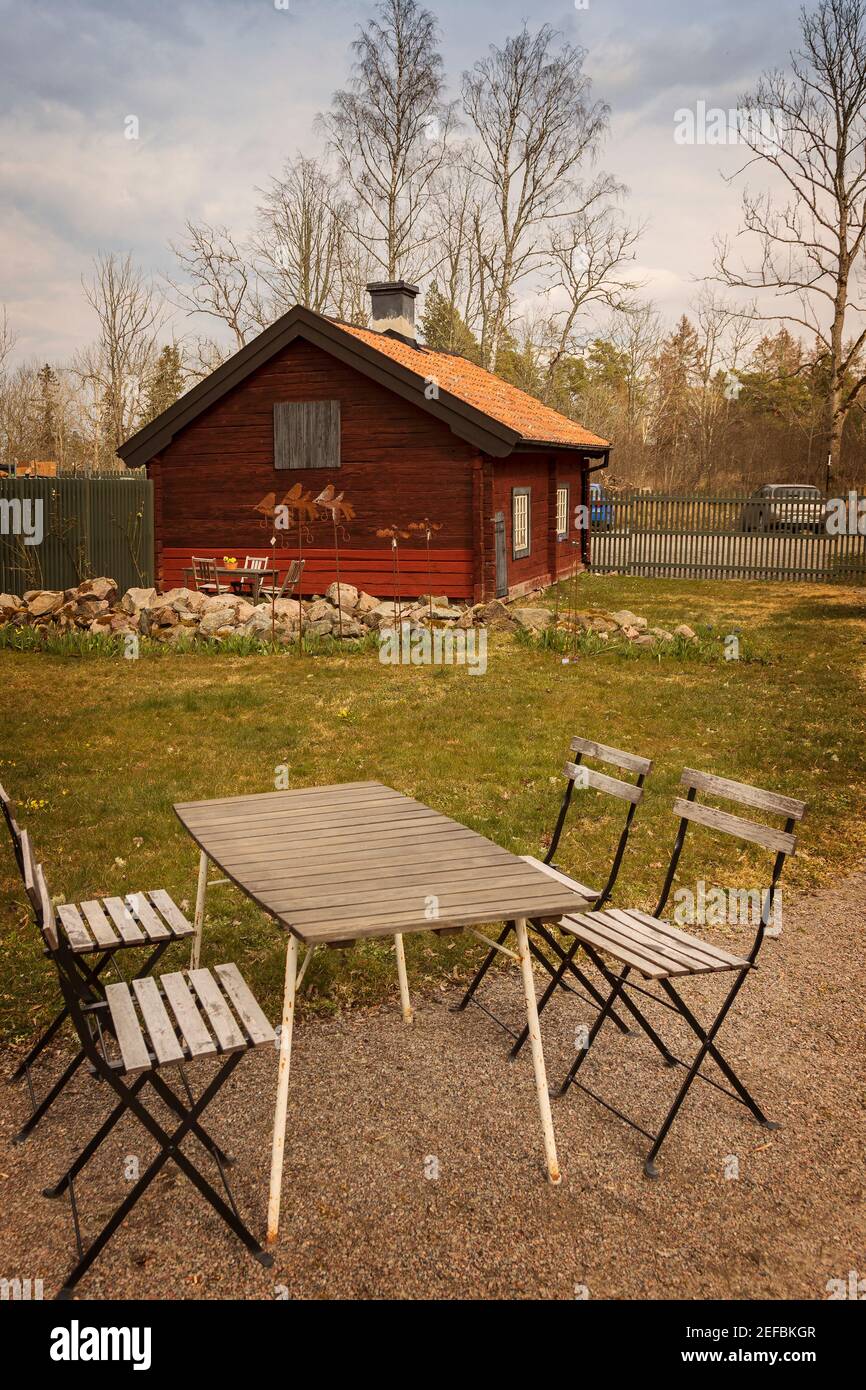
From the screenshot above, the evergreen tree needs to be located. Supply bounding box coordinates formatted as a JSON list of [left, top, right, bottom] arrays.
[[142, 345, 186, 424], [419, 283, 480, 360]]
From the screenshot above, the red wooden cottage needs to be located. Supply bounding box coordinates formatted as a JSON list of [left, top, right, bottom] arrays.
[[118, 283, 610, 601]]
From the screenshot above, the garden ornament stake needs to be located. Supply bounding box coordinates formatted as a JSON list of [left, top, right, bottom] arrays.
[[376, 524, 411, 627], [279, 483, 317, 652], [315, 485, 355, 639], [408, 518, 442, 623]]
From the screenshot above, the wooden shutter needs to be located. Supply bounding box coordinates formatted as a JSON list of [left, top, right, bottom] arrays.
[[274, 401, 340, 470]]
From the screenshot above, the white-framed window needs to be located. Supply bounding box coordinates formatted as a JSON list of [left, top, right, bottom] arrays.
[[512, 487, 531, 559], [556, 484, 569, 540]]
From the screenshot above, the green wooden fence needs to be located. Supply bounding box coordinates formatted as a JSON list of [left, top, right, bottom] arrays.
[[0, 473, 153, 595], [588, 492, 866, 582]]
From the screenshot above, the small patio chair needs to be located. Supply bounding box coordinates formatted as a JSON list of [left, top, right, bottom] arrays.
[[242, 555, 268, 570], [553, 768, 806, 1177], [455, 737, 653, 1052], [1, 784, 195, 1142], [20, 835, 274, 1298], [257, 557, 305, 602], [191, 556, 230, 594]]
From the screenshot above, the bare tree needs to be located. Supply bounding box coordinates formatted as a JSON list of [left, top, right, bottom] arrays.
[[714, 0, 866, 473], [167, 221, 265, 349], [79, 252, 162, 456], [542, 177, 642, 384], [427, 155, 487, 336], [318, 0, 455, 279], [256, 156, 348, 315], [462, 23, 609, 368]]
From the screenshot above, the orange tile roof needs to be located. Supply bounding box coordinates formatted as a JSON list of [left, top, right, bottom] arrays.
[[338, 322, 610, 450]]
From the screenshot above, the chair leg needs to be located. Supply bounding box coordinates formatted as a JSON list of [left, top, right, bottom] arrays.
[[12, 1048, 87, 1144], [6, 1006, 69, 1083], [394, 933, 413, 1023], [556, 966, 630, 1097], [661, 978, 778, 1128], [453, 922, 514, 1010], [509, 933, 632, 1058], [55, 1056, 270, 1298], [644, 969, 767, 1179], [514, 918, 560, 1184]]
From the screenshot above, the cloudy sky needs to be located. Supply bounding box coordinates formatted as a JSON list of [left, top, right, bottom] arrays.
[[0, 0, 804, 364]]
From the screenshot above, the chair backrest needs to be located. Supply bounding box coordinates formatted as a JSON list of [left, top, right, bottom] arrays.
[[19, 829, 58, 951], [278, 558, 304, 599], [192, 556, 218, 589], [0, 781, 24, 876], [243, 555, 267, 570], [655, 767, 807, 954], [548, 736, 653, 905]]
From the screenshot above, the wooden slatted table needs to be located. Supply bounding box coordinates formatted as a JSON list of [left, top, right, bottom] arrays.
[[174, 781, 591, 1241]]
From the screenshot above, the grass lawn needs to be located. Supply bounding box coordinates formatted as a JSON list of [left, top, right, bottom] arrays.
[[1, 574, 864, 1045]]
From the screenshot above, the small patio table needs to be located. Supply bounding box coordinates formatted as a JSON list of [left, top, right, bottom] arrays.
[[182, 565, 280, 603], [174, 781, 589, 1241]]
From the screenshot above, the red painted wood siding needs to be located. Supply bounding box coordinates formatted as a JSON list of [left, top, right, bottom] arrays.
[[492, 451, 590, 594], [150, 336, 476, 598]]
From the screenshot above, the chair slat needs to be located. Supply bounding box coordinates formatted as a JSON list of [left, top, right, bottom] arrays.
[[561, 911, 679, 978], [57, 903, 96, 953], [103, 896, 147, 944], [672, 797, 796, 855], [35, 863, 58, 951], [125, 892, 171, 941], [132, 977, 185, 1065], [565, 762, 642, 804], [80, 899, 120, 947], [681, 769, 806, 821], [604, 909, 747, 973], [187, 969, 246, 1052], [569, 737, 652, 776], [104, 983, 152, 1074], [146, 890, 194, 938], [214, 963, 276, 1046], [160, 972, 217, 1057]]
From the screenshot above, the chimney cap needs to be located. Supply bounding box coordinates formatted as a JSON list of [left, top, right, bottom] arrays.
[[366, 279, 420, 297]]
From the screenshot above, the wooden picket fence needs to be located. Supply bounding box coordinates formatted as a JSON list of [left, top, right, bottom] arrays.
[[0, 473, 153, 595], [587, 492, 866, 582]]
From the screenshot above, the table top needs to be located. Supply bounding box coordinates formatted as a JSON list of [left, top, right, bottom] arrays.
[[184, 565, 279, 580], [174, 781, 589, 945]]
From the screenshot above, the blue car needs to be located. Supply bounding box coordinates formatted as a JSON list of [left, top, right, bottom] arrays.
[[589, 480, 614, 530]]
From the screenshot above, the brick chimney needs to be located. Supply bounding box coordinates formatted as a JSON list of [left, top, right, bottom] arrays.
[[366, 281, 420, 346]]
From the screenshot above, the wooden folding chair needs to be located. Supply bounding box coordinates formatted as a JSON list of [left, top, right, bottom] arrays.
[[242, 555, 268, 571], [553, 768, 807, 1177], [21, 837, 275, 1298], [455, 736, 652, 1052], [257, 558, 305, 601], [191, 556, 229, 594], [3, 790, 195, 1142]]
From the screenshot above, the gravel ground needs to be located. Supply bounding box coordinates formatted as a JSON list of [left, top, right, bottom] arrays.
[[1, 870, 864, 1301]]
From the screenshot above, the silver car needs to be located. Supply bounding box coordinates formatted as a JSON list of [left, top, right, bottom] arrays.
[[740, 484, 826, 534]]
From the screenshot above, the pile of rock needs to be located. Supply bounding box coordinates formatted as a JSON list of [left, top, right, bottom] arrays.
[[0, 579, 699, 649], [0, 578, 467, 645]]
